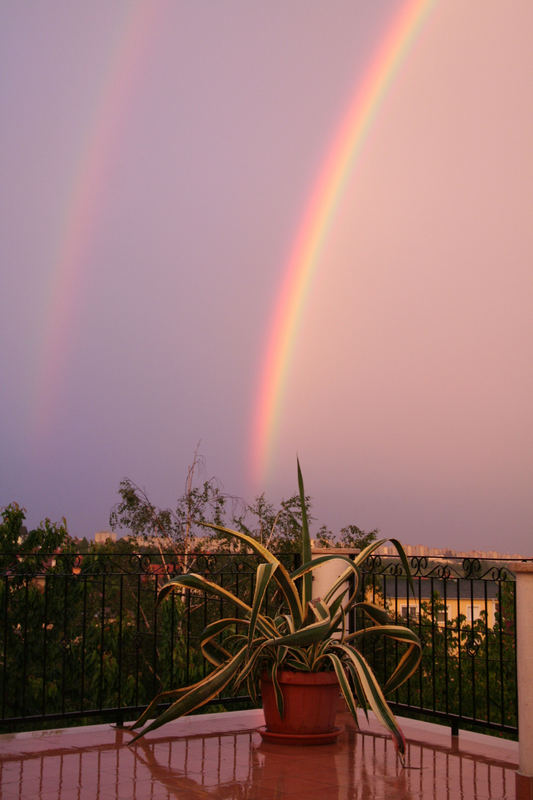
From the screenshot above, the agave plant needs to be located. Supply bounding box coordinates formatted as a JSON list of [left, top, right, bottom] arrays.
[[128, 462, 422, 761]]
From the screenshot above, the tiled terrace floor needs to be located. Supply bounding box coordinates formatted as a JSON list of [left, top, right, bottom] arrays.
[[0, 708, 519, 800]]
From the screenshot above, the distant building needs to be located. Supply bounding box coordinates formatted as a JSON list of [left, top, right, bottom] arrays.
[[17, 525, 28, 545], [94, 531, 117, 544], [370, 577, 500, 627], [374, 543, 527, 560]]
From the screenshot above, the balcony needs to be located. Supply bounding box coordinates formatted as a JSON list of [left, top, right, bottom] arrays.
[[1, 550, 532, 798]]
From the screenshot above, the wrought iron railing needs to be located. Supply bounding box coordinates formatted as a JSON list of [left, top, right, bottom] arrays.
[[1, 550, 519, 738], [0, 551, 298, 731], [357, 555, 518, 736]]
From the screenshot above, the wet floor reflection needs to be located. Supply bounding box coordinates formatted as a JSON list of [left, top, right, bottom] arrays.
[[0, 710, 518, 799]]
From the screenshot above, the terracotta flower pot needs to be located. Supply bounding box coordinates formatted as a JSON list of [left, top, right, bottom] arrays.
[[259, 670, 342, 744]]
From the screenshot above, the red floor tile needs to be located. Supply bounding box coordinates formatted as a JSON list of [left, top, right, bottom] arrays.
[[0, 708, 520, 800]]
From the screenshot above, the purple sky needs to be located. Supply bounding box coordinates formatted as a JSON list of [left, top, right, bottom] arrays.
[[1, 1, 532, 554]]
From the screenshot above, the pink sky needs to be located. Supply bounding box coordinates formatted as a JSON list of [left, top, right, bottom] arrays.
[[1, 1, 531, 553]]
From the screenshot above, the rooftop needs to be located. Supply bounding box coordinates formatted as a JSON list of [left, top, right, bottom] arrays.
[[0, 708, 518, 800]]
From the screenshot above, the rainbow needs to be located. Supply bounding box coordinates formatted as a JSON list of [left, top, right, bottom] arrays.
[[34, 1, 163, 437], [249, 0, 435, 487]]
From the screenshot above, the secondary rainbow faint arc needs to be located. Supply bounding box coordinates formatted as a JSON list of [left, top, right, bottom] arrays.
[[250, 0, 435, 487], [33, 1, 162, 437]]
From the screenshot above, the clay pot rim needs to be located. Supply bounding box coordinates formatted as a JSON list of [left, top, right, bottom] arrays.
[[260, 669, 338, 686]]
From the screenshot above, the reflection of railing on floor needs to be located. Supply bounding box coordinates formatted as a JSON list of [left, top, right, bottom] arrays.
[[354, 724, 516, 800], [0, 714, 518, 800]]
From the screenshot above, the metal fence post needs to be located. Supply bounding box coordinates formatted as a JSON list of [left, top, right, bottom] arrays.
[[512, 561, 533, 800]]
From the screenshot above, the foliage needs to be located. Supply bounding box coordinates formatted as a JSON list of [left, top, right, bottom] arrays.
[[2, 494, 517, 745], [109, 477, 227, 550], [358, 580, 517, 734], [1, 541, 518, 743], [110, 452, 378, 553], [315, 523, 378, 550], [339, 524, 379, 550], [232, 491, 311, 553], [0, 546, 202, 729], [0, 503, 71, 575], [128, 462, 422, 762]]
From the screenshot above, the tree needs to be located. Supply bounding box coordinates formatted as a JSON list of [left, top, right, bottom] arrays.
[[232, 492, 312, 553], [109, 456, 378, 554], [314, 523, 378, 550], [359, 586, 517, 734], [109, 460, 229, 552], [0, 503, 70, 574]]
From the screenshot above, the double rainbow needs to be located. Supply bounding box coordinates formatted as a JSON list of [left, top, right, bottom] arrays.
[[249, 0, 435, 487], [34, 0, 435, 483]]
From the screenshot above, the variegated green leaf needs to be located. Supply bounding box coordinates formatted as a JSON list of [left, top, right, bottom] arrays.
[[343, 659, 370, 721], [129, 646, 248, 743], [384, 641, 422, 694], [351, 537, 389, 567], [200, 616, 247, 640], [201, 638, 232, 667], [346, 622, 420, 648], [329, 642, 406, 761], [353, 538, 415, 596], [262, 600, 331, 649], [270, 661, 284, 718], [323, 561, 360, 616], [278, 614, 295, 635], [353, 601, 392, 627], [200, 617, 247, 666], [388, 538, 415, 596], [344, 623, 422, 693], [297, 459, 313, 609], [158, 573, 251, 615], [291, 553, 357, 581], [200, 522, 304, 626], [234, 638, 273, 689], [283, 648, 311, 671], [291, 554, 360, 618], [327, 588, 351, 638], [246, 672, 259, 705], [325, 652, 358, 722], [328, 587, 349, 619], [248, 562, 277, 652], [128, 685, 194, 731]]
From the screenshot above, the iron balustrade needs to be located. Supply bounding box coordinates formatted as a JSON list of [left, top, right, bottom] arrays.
[[0, 550, 519, 738], [357, 555, 518, 737], [0, 551, 299, 731]]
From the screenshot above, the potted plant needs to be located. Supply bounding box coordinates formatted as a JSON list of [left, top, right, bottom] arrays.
[[128, 462, 422, 762]]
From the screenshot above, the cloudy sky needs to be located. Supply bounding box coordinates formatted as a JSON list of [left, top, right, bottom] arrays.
[[1, 0, 531, 554]]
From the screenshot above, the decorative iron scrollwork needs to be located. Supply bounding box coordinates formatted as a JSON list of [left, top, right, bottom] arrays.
[[361, 554, 516, 582]]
